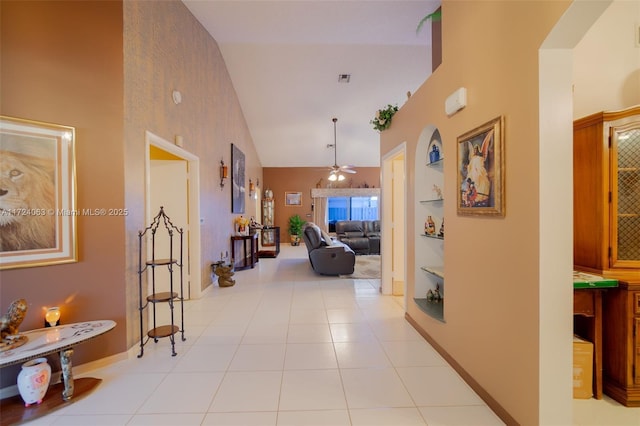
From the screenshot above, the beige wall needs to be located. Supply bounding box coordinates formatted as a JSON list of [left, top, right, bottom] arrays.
[[573, 0, 640, 118], [263, 167, 380, 235], [122, 0, 262, 348], [0, 0, 126, 385], [380, 1, 572, 424]]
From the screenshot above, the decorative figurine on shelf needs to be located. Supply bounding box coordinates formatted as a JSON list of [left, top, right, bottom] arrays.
[[426, 284, 443, 302], [438, 218, 444, 238], [425, 216, 436, 236], [429, 143, 440, 163], [249, 216, 263, 233], [432, 184, 443, 200], [1, 299, 29, 352], [234, 216, 250, 236], [1, 298, 27, 340]]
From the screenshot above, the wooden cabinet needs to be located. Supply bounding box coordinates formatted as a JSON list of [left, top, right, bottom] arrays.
[[573, 105, 640, 279], [574, 105, 640, 405], [602, 281, 640, 406]]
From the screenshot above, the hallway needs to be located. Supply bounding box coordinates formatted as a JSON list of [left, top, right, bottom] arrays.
[[32, 246, 637, 425]]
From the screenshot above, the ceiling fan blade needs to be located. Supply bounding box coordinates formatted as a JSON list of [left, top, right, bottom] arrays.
[[341, 168, 357, 174]]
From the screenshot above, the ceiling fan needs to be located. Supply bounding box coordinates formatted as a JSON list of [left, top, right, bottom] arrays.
[[327, 117, 356, 182]]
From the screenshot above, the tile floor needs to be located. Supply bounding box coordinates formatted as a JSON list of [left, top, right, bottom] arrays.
[[27, 245, 640, 425]]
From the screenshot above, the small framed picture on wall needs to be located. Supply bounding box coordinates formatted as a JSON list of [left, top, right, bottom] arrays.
[[285, 192, 302, 206]]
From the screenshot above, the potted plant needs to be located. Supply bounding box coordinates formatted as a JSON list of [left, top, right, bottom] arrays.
[[370, 104, 399, 131], [288, 214, 305, 246]]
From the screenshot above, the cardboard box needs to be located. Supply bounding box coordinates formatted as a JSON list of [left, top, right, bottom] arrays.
[[573, 335, 593, 399]]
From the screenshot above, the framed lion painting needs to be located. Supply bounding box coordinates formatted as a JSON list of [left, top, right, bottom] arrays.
[[0, 116, 77, 269]]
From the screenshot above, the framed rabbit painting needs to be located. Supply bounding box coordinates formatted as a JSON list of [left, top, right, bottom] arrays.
[[457, 116, 505, 217]]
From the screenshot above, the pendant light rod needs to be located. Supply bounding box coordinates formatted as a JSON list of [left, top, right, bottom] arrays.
[[332, 117, 338, 167]]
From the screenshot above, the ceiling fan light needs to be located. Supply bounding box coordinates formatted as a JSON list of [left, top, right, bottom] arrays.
[[328, 173, 337, 181], [337, 174, 345, 181]]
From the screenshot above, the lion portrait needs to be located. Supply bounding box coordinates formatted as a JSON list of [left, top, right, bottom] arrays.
[[0, 150, 56, 251]]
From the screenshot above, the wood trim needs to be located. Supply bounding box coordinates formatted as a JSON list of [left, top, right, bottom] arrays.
[[574, 105, 640, 130], [0, 377, 101, 426], [405, 312, 518, 426], [310, 187, 380, 198]]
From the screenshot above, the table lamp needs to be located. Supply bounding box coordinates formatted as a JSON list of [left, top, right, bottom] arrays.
[[45, 307, 61, 327]]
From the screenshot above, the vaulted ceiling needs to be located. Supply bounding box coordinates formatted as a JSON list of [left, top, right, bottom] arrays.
[[182, 0, 439, 169]]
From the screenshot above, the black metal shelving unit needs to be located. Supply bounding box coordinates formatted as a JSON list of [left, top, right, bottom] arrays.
[[137, 206, 185, 357]]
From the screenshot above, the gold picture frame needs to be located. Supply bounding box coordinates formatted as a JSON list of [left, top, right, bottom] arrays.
[[457, 116, 505, 216], [285, 191, 302, 206], [0, 116, 77, 269]]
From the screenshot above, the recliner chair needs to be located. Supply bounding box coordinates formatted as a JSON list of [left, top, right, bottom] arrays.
[[301, 223, 355, 275]]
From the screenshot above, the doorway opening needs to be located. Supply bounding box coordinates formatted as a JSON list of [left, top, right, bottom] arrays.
[[381, 143, 406, 302], [145, 131, 202, 300]]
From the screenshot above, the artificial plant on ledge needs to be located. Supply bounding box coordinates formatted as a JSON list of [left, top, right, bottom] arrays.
[[370, 104, 399, 131], [416, 9, 442, 35]]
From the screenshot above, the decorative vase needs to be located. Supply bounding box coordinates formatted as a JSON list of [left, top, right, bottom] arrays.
[[235, 223, 248, 236], [17, 357, 51, 407], [429, 144, 440, 163]]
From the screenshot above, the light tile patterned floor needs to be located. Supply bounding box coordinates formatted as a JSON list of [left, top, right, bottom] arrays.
[[26, 245, 640, 425]]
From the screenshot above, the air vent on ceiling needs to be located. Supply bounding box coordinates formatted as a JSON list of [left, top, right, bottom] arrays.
[[338, 74, 351, 83]]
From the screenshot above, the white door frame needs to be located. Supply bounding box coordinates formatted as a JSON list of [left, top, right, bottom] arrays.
[[381, 142, 407, 300], [145, 131, 203, 299]]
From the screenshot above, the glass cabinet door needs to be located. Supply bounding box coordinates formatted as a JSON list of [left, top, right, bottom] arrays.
[[262, 199, 274, 226], [262, 196, 275, 246], [612, 122, 640, 267]]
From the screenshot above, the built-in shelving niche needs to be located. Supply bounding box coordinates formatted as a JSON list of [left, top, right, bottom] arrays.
[[414, 127, 445, 322]]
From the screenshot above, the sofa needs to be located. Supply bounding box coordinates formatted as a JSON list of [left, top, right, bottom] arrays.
[[301, 223, 355, 276], [334, 220, 381, 255]]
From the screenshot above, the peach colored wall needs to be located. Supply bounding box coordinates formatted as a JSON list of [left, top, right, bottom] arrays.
[[123, 1, 262, 348], [263, 167, 380, 234], [380, 1, 571, 424], [0, 0, 126, 385]]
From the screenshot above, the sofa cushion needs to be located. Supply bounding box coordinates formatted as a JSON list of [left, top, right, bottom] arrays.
[[364, 220, 381, 237], [335, 220, 364, 237], [320, 229, 334, 246]]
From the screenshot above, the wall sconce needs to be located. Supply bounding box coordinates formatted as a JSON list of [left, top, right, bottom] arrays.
[[220, 160, 228, 189], [45, 307, 61, 327], [249, 179, 255, 198]]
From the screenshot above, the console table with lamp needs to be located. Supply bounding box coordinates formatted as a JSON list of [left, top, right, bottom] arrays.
[[0, 320, 116, 425]]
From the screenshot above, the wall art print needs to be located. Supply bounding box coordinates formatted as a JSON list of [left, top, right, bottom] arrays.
[[0, 116, 77, 269], [284, 192, 302, 206], [457, 116, 505, 216], [231, 143, 245, 214]]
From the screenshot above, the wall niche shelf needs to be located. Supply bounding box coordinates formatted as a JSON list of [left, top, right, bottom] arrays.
[[421, 233, 444, 240], [415, 127, 445, 322], [427, 158, 444, 168], [413, 298, 445, 323], [421, 266, 444, 279]]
